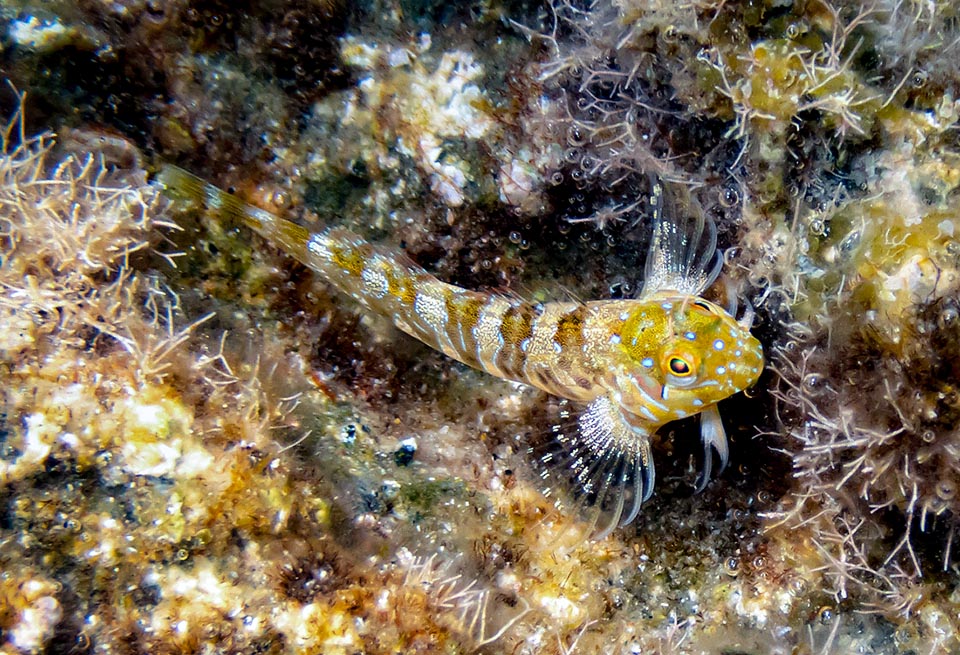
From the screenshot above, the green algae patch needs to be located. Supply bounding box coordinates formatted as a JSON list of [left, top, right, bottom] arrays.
[[400, 476, 469, 513]]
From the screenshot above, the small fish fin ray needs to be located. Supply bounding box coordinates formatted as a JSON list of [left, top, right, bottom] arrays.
[[528, 395, 654, 540], [156, 164, 311, 262], [695, 404, 729, 492], [640, 176, 722, 298]]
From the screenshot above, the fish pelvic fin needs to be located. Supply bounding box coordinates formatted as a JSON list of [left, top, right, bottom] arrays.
[[695, 404, 729, 493]]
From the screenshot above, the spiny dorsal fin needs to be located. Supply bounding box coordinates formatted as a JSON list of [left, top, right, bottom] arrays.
[[529, 395, 654, 540], [640, 177, 722, 298]]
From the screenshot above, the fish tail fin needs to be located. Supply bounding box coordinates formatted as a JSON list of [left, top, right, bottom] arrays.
[[156, 164, 312, 262]]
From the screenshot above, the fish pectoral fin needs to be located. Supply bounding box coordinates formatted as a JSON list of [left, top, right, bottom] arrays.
[[529, 394, 655, 540], [695, 404, 729, 493]]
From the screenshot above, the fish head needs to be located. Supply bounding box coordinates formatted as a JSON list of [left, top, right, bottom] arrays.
[[609, 293, 763, 423]]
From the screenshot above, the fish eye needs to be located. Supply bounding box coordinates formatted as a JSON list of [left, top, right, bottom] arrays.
[[668, 356, 693, 376], [660, 347, 701, 384]]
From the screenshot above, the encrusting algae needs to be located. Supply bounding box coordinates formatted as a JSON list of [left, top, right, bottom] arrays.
[[0, 89, 532, 654], [4, 0, 960, 653]]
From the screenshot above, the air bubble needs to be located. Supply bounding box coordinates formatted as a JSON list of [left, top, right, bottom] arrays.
[[922, 429, 936, 443], [725, 557, 739, 576], [939, 306, 958, 329], [567, 127, 587, 147], [839, 230, 861, 255], [719, 187, 740, 208], [936, 479, 956, 500], [803, 373, 826, 393], [549, 170, 564, 186]]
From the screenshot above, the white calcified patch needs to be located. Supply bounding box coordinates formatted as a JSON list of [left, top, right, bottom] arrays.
[[8, 16, 69, 50]]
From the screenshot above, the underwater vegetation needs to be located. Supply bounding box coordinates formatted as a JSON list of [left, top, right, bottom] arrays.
[[2, 0, 960, 653]]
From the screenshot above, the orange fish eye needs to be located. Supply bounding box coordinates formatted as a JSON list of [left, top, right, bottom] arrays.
[[668, 356, 693, 376], [662, 347, 699, 379]]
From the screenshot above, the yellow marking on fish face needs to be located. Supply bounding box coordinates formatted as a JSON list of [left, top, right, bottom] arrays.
[[607, 293, 762, 423], [619, 303, 670, 363]]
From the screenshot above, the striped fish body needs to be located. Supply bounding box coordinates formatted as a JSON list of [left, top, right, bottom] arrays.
[[158, 165, 764, 539], [200, 219, 757, 421]]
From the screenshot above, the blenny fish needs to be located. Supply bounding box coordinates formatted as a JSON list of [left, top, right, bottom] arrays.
[[158, 166, 763, 538]]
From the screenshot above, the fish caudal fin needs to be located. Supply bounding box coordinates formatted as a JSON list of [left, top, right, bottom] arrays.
[[156, 164, 312, 263], [531, 395, 654, 540], [640, 176, 722, 298]]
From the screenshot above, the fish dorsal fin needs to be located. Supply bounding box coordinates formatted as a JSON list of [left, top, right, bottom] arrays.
[[529, 395, 654, 540], [640, 177, 722, 298]]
